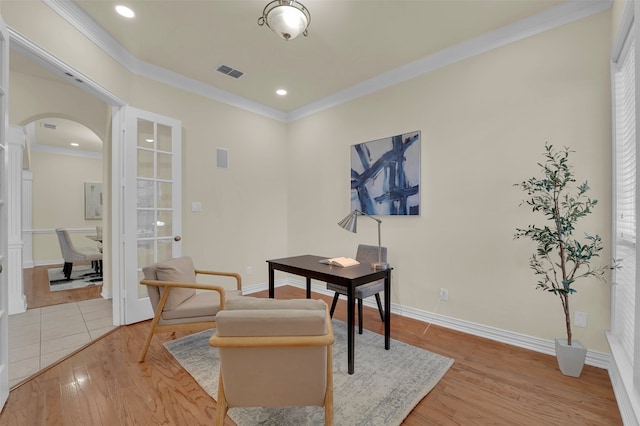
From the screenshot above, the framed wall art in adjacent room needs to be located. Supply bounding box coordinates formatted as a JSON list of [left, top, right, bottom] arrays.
[[84, 182, 103, 220]]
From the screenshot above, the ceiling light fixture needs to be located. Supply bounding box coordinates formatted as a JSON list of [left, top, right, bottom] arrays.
[[258, 0, 310, 41], [276, 89, 287, 96], [70, 142, 80, 147], [115, 5, 135, 18]]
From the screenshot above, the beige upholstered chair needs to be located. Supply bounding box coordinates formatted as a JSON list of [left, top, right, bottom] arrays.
[[209, 297, 334, 426], [95, 225, 103, 252], [55, 228, 103, 280], [327, 244, 387, 334], [138, 256, 242, 362]]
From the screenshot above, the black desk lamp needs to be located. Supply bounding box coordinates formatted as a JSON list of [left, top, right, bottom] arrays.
[[338, 209, 388, 270]]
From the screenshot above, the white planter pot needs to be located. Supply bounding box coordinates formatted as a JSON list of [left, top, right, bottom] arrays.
[[555, 338, 587, 377]]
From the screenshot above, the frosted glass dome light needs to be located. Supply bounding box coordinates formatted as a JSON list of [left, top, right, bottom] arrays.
[[258, 1, 310, 41]]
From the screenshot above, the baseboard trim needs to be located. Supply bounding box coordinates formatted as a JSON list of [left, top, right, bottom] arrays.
[[32, 259, 64, 267], [249, 278, 611, 370], [100, 287, 112, 300]]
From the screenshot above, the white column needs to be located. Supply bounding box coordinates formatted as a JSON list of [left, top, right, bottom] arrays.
[[8, 126, 25, 315], [22, 170, 33, 268]]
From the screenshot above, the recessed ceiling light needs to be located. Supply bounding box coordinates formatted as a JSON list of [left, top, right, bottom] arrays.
[[115, 5, 135, 18], [70, 142, 80, 147], [146, 138, 154, 143], [276, 89, 287, 96]]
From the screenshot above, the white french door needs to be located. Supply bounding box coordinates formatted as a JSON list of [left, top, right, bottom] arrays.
[[0, 13, 9, 410], [122, 107, 182, 324]]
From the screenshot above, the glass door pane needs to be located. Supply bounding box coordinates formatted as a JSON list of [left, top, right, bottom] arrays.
[[124, 108, 181, 324]]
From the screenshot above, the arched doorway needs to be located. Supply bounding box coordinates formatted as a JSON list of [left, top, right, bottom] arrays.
[[9, 116, 115, 387]]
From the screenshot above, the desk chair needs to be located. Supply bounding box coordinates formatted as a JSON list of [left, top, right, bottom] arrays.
[[138, 256, 242, 362], [209, 297, 334, 426], [327, 244, 387, 334]]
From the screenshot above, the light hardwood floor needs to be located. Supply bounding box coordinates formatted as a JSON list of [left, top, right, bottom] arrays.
[[0, 286, 622, 425], [23, 265, 103, 309]]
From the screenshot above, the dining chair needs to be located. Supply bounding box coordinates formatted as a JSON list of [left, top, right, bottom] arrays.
[[95, 225, 103, 252], [327, 244, 387, 334], [138, 256, 242, 362], [209, 297, 334, 426], [55, 228, 103, 280]]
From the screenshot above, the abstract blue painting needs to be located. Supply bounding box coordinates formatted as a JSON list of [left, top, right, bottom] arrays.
[[350, 131, 420, 216]]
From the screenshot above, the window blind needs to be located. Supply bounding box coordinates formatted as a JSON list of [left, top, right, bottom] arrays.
[[613, 36, 637, 367]]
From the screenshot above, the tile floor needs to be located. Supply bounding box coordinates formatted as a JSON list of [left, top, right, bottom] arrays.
[[8, 298, 116, 388]]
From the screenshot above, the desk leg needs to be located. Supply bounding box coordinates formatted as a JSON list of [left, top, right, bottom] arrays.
[[306, 277, 311, 299], [269, 264, 275, 298], [347, 285, 355, 374], [384, 270, 390, 350]]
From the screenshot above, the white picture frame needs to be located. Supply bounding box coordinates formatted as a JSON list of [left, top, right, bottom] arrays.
[[85, 182, 103, 220]]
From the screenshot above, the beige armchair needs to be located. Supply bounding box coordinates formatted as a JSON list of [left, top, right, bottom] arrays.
[[138, 256, 242, 362], [209, 297, 334, 426]]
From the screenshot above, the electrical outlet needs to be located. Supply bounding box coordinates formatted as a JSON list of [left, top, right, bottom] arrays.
[[246, 266, 253, 276], [439, 288, 449, 301], [574, 311, 588, 328]]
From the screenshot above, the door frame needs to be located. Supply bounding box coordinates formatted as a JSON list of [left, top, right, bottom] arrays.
[[0, 12, 10, 410], [9, 31, 128, 325], [120, 107, 182, 324]]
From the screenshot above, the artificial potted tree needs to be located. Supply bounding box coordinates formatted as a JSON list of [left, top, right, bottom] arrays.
[[514, 143, 609, 377]]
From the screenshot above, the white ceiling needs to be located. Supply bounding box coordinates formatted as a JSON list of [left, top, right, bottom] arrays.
[[67, 0, 594, 116], [7, 0, 611, 147], [32, 117, 103, 153]]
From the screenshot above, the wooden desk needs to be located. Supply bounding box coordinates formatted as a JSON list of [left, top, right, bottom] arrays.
[[267, 254, 391, 374]]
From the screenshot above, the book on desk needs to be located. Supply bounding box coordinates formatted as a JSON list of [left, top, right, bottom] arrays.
[[317, 257, 360, 267]]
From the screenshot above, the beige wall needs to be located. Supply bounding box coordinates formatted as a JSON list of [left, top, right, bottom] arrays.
[[1, 1, 131, 102], [4, 0, 289, 287], [288, 11, 612, 352], [3, 3, 615, 353], [9, 69, 110, 140], [30, 151, 103, 262], [9, 63, 109, 264], [126, 76, 289, 282]]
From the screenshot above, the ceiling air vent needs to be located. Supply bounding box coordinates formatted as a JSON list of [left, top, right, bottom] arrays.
[[41, 122, 57, 130], [216, 64, 245, 79]]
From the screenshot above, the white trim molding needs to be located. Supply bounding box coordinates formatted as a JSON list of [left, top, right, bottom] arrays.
[[7, 126, 25, 314], [259, 277, 613, 371], [21, 170, 33, 269], [7, 28, 127, 108]]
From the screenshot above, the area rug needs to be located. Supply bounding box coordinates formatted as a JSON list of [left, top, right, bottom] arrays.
[[48, 265, 102, 291], [164, 320, 454, 425]]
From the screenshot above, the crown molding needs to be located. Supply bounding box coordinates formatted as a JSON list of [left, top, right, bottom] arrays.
[[43, 0, 137, 69], [134, 60, 289, 122], [44, 0, 612, 123], [288, 0, 613, 121], [43, 0, 287, 122], [611, 0, 634, 64]]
